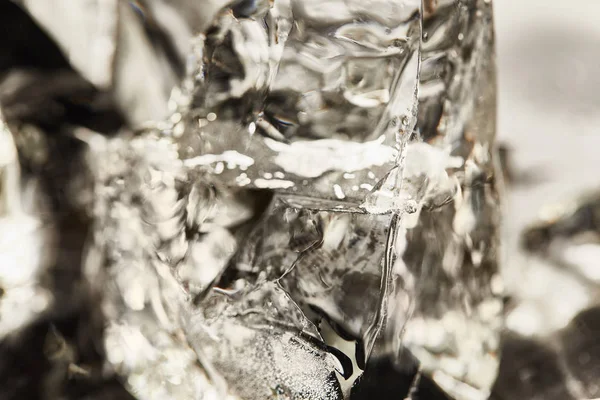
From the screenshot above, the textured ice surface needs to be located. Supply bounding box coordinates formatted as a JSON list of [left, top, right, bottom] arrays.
[[373, 1, 501, 398], [185, 282, 344, 400], [233, 196, 394, 367], [86, 131, 346, 399], [176, 0, 422, 209], [89, 0, 501, 398]]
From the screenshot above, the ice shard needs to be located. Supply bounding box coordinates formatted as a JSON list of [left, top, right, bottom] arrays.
[[90, 0, 502, 398]]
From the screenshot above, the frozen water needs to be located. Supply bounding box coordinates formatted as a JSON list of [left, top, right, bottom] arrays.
[[176, 0, 422, 210], [88, 0, 502, 398], [0, 0, 503, 399]]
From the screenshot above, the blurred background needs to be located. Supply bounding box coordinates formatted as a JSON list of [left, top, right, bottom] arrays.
[[493, 1, 600, 398], [495, 0, 600, 335], [496, 0, 600, 264]]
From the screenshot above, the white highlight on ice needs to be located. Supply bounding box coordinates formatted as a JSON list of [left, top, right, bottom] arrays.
[[264, 135, 395, 178]]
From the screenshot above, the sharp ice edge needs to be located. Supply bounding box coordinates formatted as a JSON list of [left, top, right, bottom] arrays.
[[236, 194, 397, 381], [382, 1, 502, 397]]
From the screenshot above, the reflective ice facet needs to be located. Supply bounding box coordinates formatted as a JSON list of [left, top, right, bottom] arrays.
[[177, 0, 422, 210]]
